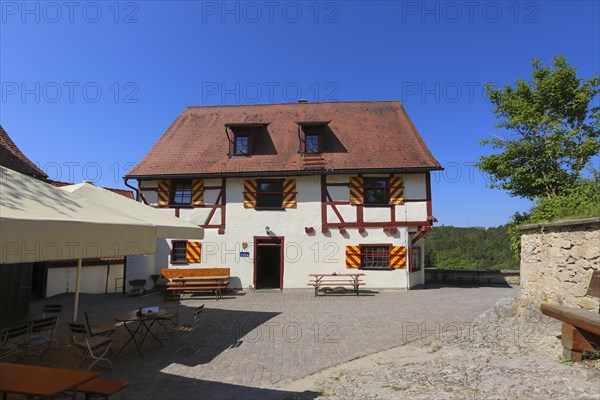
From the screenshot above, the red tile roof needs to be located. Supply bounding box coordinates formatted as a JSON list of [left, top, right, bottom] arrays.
[[126, 101, 441, 178], [0, 124, 48, 179], [50, 180, 134, 199]]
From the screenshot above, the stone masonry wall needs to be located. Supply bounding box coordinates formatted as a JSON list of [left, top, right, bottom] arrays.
[[517, 217, 600, 320]]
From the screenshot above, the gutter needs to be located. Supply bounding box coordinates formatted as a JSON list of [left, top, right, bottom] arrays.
[[125, 166, 444, 181]]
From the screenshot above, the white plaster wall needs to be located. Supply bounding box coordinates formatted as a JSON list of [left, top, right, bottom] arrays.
[[132, 174, 430, 290], [404, 173, 427, 199], [46, 264, 123, 297], [141, 179, 160, 205], [409, 238, 425, 286]]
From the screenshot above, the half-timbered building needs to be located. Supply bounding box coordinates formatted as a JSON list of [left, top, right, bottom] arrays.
[[125, 101, 441, 290]]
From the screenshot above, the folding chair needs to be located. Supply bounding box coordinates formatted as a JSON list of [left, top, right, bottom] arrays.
[[172, 305, 204, 354], [157, 293, 181, 335], [23, 316, 57, 363], [68, 322, 113, 371], [84, 310, 116, 337], [0, 322, 29, 362]]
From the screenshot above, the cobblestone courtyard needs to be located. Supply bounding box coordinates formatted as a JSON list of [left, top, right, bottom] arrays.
[[26, 285, 519, 399]]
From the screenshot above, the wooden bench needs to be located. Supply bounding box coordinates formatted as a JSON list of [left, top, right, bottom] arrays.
[[308, 273, 365, 297], [76, 377, 127, 399], [161, 268, 230, 300], [540, 270, 600, 361]]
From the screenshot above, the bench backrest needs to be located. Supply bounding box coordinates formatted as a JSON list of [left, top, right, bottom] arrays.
[[160, 268, 230, 279], [586, 270, 600, 298]]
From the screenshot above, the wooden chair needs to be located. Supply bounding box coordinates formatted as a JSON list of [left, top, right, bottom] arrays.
[[23, 316, 58, 363], [68, 322, 113, 371], [0, 322, 29, 362], [84, 310, 116, 338], [172, 305, 204, 354]]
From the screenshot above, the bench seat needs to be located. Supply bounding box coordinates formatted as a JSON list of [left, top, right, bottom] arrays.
[[540, 270, 600, 361], [167, 285, 226, 291]]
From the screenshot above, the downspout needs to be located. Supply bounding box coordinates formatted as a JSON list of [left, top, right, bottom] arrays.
[[124, 177, 148, 204]]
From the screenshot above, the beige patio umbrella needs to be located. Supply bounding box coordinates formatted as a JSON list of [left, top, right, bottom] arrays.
[[0, 166, 158, 320], [59, 182, 203, 240]]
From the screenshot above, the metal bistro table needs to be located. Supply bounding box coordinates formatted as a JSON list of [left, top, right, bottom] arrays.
[[0, 362, 98, 400], [114, 309, 169, 359]]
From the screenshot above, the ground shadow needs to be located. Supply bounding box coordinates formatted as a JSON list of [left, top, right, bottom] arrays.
[[21, 293, 319, 399]]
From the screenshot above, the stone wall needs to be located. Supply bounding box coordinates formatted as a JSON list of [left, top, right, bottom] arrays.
[[517, 217, 600, 320]]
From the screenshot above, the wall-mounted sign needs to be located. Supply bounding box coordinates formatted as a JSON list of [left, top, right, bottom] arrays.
[[240, 251, 250, 257]]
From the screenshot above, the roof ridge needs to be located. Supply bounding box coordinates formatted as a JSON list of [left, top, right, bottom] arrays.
[[184, 100, 402, 109]]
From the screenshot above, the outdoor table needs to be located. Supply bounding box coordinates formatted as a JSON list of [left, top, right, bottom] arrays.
[[114, 309, 169, 359], [0, 362, 98, 400], [308, 273, 366, 296]]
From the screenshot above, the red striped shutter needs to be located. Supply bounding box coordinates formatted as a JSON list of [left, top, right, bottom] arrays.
[[157, 180, 171, 207], [390, 246, 407, 269], [191, 179, 204, 207], [389, 176, 404, 205], [349, 177, 364, 205], [345, 246, 361, 269], [185, 241, 201, 263], [243, 180, 257, 208], [282, 179, 297, 208]]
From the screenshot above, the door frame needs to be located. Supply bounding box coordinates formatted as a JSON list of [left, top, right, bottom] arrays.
[[253, 236, 284, 290]]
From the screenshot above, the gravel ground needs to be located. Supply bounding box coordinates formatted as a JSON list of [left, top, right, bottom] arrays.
[[284, 298, 600, 400]]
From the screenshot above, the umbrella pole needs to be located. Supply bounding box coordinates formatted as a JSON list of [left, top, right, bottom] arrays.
[[73, 258, 82, 321]]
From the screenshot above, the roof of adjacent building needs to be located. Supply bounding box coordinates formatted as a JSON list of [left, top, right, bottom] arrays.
[[50, 180, 135, 199], [126, 101, 441, 178], [0, 124, 48, 179]]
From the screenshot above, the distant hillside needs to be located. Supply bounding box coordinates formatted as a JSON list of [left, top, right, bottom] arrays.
[[424, 225, 519, 270]]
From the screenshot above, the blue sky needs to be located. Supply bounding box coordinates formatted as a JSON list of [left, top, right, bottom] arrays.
[[1, 0, 598, 227]]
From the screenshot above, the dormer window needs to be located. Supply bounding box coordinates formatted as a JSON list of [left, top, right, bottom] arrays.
[[225, 123, 269, 158], [234, 134, 249, 155], [305, 134, 320, 153], [298, 121, 329, 154]]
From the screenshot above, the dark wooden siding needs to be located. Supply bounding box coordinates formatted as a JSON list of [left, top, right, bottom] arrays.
[[0, 263, 32, 322]]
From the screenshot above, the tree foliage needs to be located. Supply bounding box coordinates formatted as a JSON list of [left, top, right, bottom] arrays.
[[478, 56, 600, 200], [507, 177, 600, 257], [424, 225, 519, 270]]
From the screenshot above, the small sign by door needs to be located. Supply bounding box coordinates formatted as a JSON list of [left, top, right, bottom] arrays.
[[240, 251, 250, 257]]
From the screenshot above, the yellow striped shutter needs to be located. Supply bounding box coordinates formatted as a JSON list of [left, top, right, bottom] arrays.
[[243, 179, 257, 208], [389, 176, 404, 205], [157, 180, 171, 207], [390, 246, 407, 269], [191, 179, 204, 207], [349, 177, 364, 205], [345, 246, 361, 269], [185, 241, 201, 263], [282, 179, 297, 208]]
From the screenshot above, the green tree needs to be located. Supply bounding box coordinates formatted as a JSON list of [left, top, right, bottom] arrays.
[[478, 56, 600, 200]]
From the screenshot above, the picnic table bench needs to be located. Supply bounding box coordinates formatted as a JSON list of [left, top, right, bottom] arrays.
[[540, 270, 600, 361], [308, 273, 365, 297], [161, 268, 230, 300]]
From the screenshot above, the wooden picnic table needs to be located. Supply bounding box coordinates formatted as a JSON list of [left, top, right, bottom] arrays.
[[0, 362, 98, 399], [114, 309, 169, 359], [308, 273, 366, 297]]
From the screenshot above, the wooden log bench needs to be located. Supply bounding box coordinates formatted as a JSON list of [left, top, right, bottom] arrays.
[[161, 268, 230, 300], [308, 273, 365, 297], [540, 270, 600, 361]]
